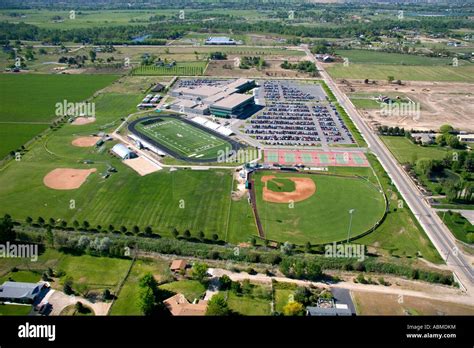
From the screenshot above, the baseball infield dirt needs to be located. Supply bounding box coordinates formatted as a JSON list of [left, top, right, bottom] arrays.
[[71, 136, 101, 147], [262, 175, 316, 203], [71, 117, 96, 125], [43, 168, 97, 190]]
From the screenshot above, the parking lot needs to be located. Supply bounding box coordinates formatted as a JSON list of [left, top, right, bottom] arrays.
[[246, 80, 354, 146]]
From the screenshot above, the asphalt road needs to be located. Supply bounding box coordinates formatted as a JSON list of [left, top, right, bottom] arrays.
[[301, 46, 473, 293]]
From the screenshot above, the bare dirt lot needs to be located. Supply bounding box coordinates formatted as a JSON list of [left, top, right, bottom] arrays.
[[261, 175, 316, 203], [71, 117, 96, 126], [71, 136, 101, 147], [352, 290, 474, 315], [205, 58, 314, 78], [43, 168, 97, 190], [123, 156, 161, 176], [339, 79, 474, 131]]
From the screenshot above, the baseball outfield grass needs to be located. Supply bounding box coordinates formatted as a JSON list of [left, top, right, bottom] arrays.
[[253, 170, 386, 245]]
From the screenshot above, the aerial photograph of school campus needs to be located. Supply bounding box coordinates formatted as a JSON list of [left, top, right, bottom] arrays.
[[0, 0, 473, 334]]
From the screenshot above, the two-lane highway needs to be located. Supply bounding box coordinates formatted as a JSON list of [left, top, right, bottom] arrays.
[[301, 46, 473, 293]]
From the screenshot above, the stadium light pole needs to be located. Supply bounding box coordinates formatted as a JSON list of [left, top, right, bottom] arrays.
[[346, 209, 355, 243]]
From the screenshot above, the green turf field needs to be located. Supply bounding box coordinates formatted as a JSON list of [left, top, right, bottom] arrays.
[[134, 116, 232, 160], [254, 171, 386, 245]]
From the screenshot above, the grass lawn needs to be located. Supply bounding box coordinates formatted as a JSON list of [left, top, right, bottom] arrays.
[[381, 136, 449, 164], [0, 270, 42, 284], [350, 98, 381, 109], [134, 115, 232, 160], [225, 291, 271, 316], [438, 211, 474, 244], [326, 63, 474, 83], [254, 170, 386, 245], [56, 253, 132, 289], [110, 258, 171, 315], [159, 280, 206, 302], [357, 154, 443, 263], [0, 304, 32, 316], [274, 289, 294, 313]]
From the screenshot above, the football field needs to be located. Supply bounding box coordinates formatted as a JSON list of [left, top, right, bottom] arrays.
[[132, 115, 234, 161]]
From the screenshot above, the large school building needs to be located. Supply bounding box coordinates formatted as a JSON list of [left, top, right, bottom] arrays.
[[169, 78, 256, 118]]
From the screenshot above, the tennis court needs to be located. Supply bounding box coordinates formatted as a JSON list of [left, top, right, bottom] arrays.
[[264, 149, 369, 167]]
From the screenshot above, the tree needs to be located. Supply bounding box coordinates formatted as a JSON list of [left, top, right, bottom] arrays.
[[198, 231, 205, 241], [145, 226, 152, 235], [132, 225, 140, 234], [172, 228, 179, 238], [120, 226, 127, 233], [219, 275, 232, 290], [139, 273, 158, 291], [139, 286, 156, 316], [283, 301, 305, 316], [206, 295, 230, 316], [212, 233, 219, 241], [45, 227, 54, 247], [305, 241, 312, 253], [25, 216, 33, 225], [108, 224, 114, 232], [440, 124, 454, 134], [73, 220, 79, 229], [387, 76, 394, 83], [89, 50, 96, 62], [183, 230, 191, 239], [0, 215, 15, 243], [82, 220, 90, 229], [38, 216, 45, 226], [446, 135, 461, 149], [63, 276, 74, 295], [191, 263, 208, 284]]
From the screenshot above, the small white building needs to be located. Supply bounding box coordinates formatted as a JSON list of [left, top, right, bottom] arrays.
[[111, 143, 137, 160]]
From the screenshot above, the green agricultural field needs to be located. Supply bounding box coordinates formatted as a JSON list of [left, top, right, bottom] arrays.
[[326, 63, 474, 83], [159, 280, 206, 302], [0, 123, 48, 159], [132, 61, 207, 76], [335, 49, 454, 66], [254, 171, 386, 245], [133, 116, 233, 161], [0, 74, 119, 123], [381, 136, 449, 164], [0, 74, 118, 159]]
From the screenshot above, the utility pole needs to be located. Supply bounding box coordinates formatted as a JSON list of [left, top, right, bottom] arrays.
[[347, 209, 355, 243]]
